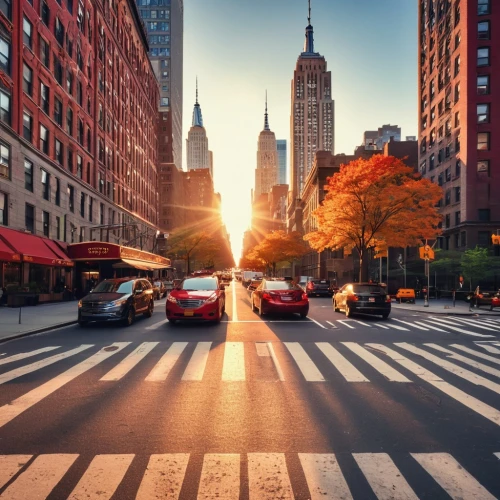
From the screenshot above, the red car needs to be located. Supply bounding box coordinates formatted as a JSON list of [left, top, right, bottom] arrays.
[[166, 277, 225, 324], [251, 279, 309, 318]]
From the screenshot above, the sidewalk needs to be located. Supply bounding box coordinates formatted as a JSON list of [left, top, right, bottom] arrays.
[[392, 298, 500, 316], [0, 300, 78, 343]]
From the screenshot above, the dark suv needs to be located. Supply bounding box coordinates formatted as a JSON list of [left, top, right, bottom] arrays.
[[78, 277, 154, 326], [305, 279, 332, 297], [333, 283, 391, 318]]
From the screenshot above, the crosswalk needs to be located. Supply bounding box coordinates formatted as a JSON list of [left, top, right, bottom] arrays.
[[0, 451, 497, 499]]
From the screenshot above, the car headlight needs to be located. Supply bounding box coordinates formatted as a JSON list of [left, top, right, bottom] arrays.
[[112, 299, 128, 307], [167, 295, 177, 303], [205, 293, 218, 304], [78, 300, 82, 308]]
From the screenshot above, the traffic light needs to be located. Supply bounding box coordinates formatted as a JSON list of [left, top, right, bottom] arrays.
[[492, 234, 500, 245]]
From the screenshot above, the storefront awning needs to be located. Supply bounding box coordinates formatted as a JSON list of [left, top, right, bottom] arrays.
[[0, 238, 21, 263], [113, 259, 151, 271]]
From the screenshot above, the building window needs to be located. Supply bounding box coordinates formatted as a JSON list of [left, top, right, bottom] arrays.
[[68, 185, 74, 212], [42, 211, 49, 237], [40, 82, 49, 114], [477, 75, 489, 95], [55, 18, 65, 45], [54, 97, 63, 126], [455, 160, 461, 177], [40, 124, 49, 154], [0, 191, 7, 226], [23, 17, 33, 49], [478, 231, 490, 247], [41, 1, 50, 25], [477, 132, 490, 150], [76, 155, 82, 178], [77, 119, 83, 144], [23, 112, 32, 142], [478, 209, 490, 222], [88, 197, 93, 222], [66, 0, 73, 14], [66, 69, 73, 95], [478, 0, 490, 15], [445, 167, 451, 182], [67, 148, 73, 172], [454, 55, 460, 76], [454, 111, 460, 128], [477, 104, 489, 124], [80, 192, 85, 218], [66, 108, 73, 135], [25, 204, 35, 233], [0, 141, 10, 179], [55, 139, 63, 165], [86, 128, 91, 152], [39, 37, 50, 67], [477, 47, 490, 66], [100, 202, 104, 224], [54, 55, 63, 85], [445, 214, 450, 229], [477, 159, 489, 174], [460, 231, 466, 247], [24, 159, 33, 191], [76, 80, 82, 105], [455, 186, 461, 203], [429, 153, 435, 170], [23, 64, 33, 96], [478, 21, 490, 40], [55, 216, 61, 240], [0, 0, 12, 21], [445, 190, 451, 206], [66, 37, 73, 57], [455, 211, 460, 226], [55, 178, 60, 206], [454, 83, 460, 102], [0, 87, 11, 125], [0, 34, 10, 76], [41, 169, 50, 200], [455, 135, 460, 152]]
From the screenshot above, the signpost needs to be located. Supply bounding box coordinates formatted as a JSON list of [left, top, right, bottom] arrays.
[[419, 242, 435, 307]]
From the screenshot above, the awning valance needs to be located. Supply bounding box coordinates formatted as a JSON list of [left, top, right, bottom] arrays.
[[0, 238, 21, 263], [113, 259, 151, 271]]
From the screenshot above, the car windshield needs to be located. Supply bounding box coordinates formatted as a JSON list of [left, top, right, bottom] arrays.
[[92, 281, 133, 294], [353, 285, 386, 294], [181, 278, 218, 291], [265, 281, 300, 290], [311, 280, 329, 284], [154, 282, 162, 286]]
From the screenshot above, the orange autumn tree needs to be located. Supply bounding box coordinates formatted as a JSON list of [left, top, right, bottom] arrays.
[[304, 155, 443, 282]]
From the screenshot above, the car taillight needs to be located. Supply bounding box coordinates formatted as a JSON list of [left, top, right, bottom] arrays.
[[386, 294, 392, 303], [348, 294, 359, 301], [302, 293, 308, 301], [307, 283, 313, 289], [262, 292, 271, 301]]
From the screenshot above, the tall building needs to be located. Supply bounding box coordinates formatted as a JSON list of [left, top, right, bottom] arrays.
[[277, 140, 287, 184], [363, 124, 401, 150], [418, 0, 499, 251], [288, 1, 334, 232], [254, 96, 278, 200], [136, 0, 183, 169]]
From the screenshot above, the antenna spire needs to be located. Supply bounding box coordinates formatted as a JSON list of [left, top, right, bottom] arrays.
[[264, 90, 270, 131], [195, 76, 198, 105], [308, 0, 311, 25]]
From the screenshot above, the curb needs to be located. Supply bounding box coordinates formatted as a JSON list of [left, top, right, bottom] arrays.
[[0, 321, 78, 344]]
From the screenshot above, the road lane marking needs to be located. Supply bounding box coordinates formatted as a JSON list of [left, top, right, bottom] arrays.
[[222, 342, 245, 381], [68, 454, 134, 499], [232, 280, 238, 322], [145, 342, 188, 382], [0, 454, 78, 499], [392, 318, 429, 330], [284, 343, 325, 382], [473, 342, 500, 354], [198, 454, 240, 499], [414, 321, 448, 332], [136, 454, 189, 499], [248, 453, 293, 500], [386, 321, 409, 331], [425, 318, 495, 338], [441, 317, 500, 332], [267, 342, 285, 382], [0, 343, 129, 429], [343, 343, 411, 382], [100, 342, 159, 381], [0, 345, 94, 385], [375, 323, 390, 329], [182, 342, 212, 381], [316, 343, 369, 382], [145, 319, 167, 330], [411, 453, 496, 500], [308, 317, 327, 329], [299, 453, 353, 500], [326, 321, 338, 329], [337, 320, 355, 329], [0, 455, 32, 489], [0, 347, 60, 367], [353, 320, 371, 327], [495, 453, 500, 460], [256, 343, 270, 356], [366, 343, 500, 426], [453, 344, 500, 363], [353, 453, 418, 500]]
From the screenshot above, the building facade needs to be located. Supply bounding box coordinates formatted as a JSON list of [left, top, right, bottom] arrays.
[[363, 124, 401, 150], [276, 139, 287, 185], [418, 0, 500, 251]]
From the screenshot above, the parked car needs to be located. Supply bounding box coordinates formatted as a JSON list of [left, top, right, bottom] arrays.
[[247, 278, 263, 293], [296, 276, 314, 291], [333, 282, 391, 319], [166, 276, 226, 324], [154, 281, 167, 298], [251, 279, 309, 318], [395, 288, 416, 303], [305, 279, 332, 297], [328, 284, 340, 296], [242, 271, 263, 287], [468, 290, 500, 310], [78, 277, 154, 327]]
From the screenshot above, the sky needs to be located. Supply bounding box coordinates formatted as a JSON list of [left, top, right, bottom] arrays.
[[182, 0, 418, 263]]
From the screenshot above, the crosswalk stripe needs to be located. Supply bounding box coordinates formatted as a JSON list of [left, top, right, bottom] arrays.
[[298, 453, 353, 499], [425, 318, 495, 338], [392, 318, 429, 330], [182, 342, 212, 381], [366, 343, 500, 426], [353, 320, 371, 327], [337, 320, 355, 329], [387, 321, 410, 331], [326, 321, 338, 329], [473, 343, 500, 354], [100, 342, 159, 381], [395, 342, 500, 394], [353, 453, 418, 500], [198, 454, 240, 499], [424, 343, 500, 378], [415, 321, 449, 332], [145, 319, 167, 330], [145, 342, 188, 382], [443, 317, 500, 331], [136, 454, 189, 500], [0, 347, 60, 367], [451, 344, 500, 365], [68, 454, 134, 499], [0, 454, 78, 499], [222, 342, 245, 381], [0, 343, 129, 429], [308, 317, 328, 329], [411, 453, 496, 500], [0, 455, 32, 489], [342, 343, 411, 382], [375, 323, 390, 329], [0, 345, 94, 385], [316, 343, 369, 382], [268, 342, 285, 382], [247, 453, 293, 500], [495, 452, 500, 460], [284, 343, 325, 382]]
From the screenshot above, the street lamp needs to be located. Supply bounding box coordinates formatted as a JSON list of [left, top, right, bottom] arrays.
[[397, 253, 406, 288]]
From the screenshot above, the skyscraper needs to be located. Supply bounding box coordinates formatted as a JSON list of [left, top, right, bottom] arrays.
[[288, 1, 334, 232], [277, 140, 287, 185], [187, 81, 211, 174], [254, 95, 278, 200]]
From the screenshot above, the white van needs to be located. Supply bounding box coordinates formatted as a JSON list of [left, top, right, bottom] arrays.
[[242, 271, 263, 287]]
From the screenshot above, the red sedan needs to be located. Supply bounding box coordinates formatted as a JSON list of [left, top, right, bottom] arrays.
[[251, 279, 309, 318], [166, 277, 225, 324]]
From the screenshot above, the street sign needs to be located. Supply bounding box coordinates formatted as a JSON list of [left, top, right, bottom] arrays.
[[419, 245, 435, 260]]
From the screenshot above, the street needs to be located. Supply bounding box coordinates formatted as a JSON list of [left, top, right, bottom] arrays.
[[0, 281, 500, 499]]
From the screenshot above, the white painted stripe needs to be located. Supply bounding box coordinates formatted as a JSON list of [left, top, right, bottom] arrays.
[[414, 321, 448, 332], [0, 347, 60, 367], [145, 320, 167, 330], [0, 345, 94, 385], [353, 453, 418, 500], [425, 318, 495, 338], [337, 320, 355, 329], [136, 454, 189, 500], [182, 342, 212, 381], [299, 453, 353, 500], [0, 343, 129, 429], [375, 323, 390, 330], [256, 343, 270, 357], [198, 454, 240, 499], [326, 321, 338, 329], [473, 343, 500, 355], [386, 322, 409, 331], [450, 317, 500, 331], [451, 344, 500, 365], [411, 453, 496, 500], [342, 343, 411, 382], [267, 343, 285, 382], [0, 455, 32, 489], [222, 342, 245, 381], [495, 452, 500, 460], [145, 342, 188, 382], [366, 343, 500, 426], [0, 454, 78, 499], [68, 454, 134, 499], [308, 317, 327, 329], [424, 343, 500, 378], [100, 342, 159, 381], [353, 320, 371, 327], [232, 280, 238, 322], [392, 318, 429, 331], [395, 342, 500, 394], [248, 453, 293, 500], [316, 343, 369, 382], [284, 343, 325, 382]]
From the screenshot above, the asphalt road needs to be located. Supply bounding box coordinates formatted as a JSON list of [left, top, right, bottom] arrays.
[[0, 281, 500, 499]]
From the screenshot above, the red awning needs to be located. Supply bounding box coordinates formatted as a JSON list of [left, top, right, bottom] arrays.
[[0, 237, 21, 263], [0, 227, 73, 267]]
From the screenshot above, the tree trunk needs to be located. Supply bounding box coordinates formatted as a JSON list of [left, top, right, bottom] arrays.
[[358, 246, 370, 282], [187, 254, 191, 276], [272, 262, 276, 277]]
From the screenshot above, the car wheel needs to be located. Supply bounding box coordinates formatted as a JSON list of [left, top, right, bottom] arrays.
[[333, 299, 340, 312], [382, 313, 389, 319], [123, 307, 135, 326], [168, 318, 177, 324], [258, 304, 265, 316], [144, 300, 154, 318], [78, 319, 88, 327], [300, 311, 308, 318], [345, 303, 352, 318]]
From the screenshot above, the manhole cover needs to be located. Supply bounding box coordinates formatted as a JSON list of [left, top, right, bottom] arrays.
[[103, 346, 119, 352]]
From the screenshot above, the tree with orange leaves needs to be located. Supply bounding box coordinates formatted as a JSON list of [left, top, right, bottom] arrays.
[[304, 155, 443, 282]]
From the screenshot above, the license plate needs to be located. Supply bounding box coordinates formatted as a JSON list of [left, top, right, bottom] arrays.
[[184, 310, 194, 316], [369, 297, 375, 302], [282, 296, 292, 301]]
